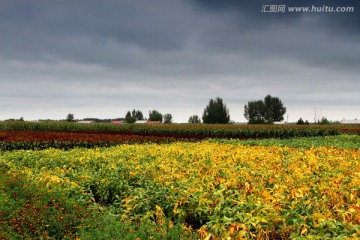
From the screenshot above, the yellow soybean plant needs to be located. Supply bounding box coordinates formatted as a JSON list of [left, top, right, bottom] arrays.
[[1, 141, 360, 239]]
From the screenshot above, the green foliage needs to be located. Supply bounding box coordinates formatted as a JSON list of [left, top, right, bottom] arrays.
[[66, 113, 74, 122], [149, 110, 163, 122], [244, 95, 286, 124], [297, 118, 310, 125], [0, 171, 91, 239], [214, 135, 360, 149], [318, 117, 331, 125], [202, 97, 230, 124], [0, 141, 114, 151], [264, 95, 286, 123], [5, 117, 24, 121], [125, 109, 144, 123], [0, 120, 358, 136], [0, 170, 196, 239], [244, 100, 266, 124], [188, 115, 201, 123], [79, 217, 197, 240], [132, 109, 144, 121], [297, 118, 305, 125], [163, 113, 173, 124], [125, 111, 136, 123]]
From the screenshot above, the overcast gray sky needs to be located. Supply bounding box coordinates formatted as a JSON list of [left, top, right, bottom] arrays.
[[1, 0, 359, 123]]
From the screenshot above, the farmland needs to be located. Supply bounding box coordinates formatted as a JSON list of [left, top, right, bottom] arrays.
[[1, 122, 360, 239]]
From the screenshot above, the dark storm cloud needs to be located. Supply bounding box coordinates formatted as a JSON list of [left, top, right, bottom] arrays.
[[0, 0, 359, 122], [189, 0, 360, 47], [189, 0, 360, 39], [0, 0, 196, 63], [185, 0, 360, 73], [1, 0, 359, 73]]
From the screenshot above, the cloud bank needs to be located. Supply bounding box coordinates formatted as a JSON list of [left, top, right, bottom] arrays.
[[0, 0, 359, 122]]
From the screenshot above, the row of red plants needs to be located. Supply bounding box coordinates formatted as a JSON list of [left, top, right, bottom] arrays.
[[0, 131, 192, 143], [0, 131, 205, 151], [0, 130, 266, 144], [338, 126, 360, 135]]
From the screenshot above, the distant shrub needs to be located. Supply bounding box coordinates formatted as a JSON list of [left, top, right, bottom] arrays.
[[297, 118, 309, 125]]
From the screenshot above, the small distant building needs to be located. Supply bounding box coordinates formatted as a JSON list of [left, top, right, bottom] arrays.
[[134, 120, 162, 124], [274, 121, 287, 125], [135, 120, 148, 124], [76, 120, 95, 124], [341, 119, 360, 124]]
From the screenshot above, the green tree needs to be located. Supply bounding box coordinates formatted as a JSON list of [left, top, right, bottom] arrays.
[[244, 95, 286, 124], [188, 115, 201, 123], [149, 110, 163, 122], [297, 118, 309, 125], [125, 109, 144, 123], [263, 95, 287, 123], [163, 113, 173, 123], [132, 109, 144, 120], [66, 113, 74, 122], [202, 97, 230, 124], [297, 118, 305, 125], [125, 111, 136, 123], [244, 100, 266, 124], [318, 117, 330, 125]]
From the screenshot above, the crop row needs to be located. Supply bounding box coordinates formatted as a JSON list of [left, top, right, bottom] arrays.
[[0, 131, 192, 151], [1, 142, 359, 238], [214, 135, 360, 149], [0, 121, 350, 138]]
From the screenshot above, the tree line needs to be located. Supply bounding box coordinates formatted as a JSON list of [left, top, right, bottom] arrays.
[[201, 95, 287, 124], [124, 110, 173, 123], [119, 94, 287, 124], [5, 94, 336, 124], [23, 94, 333, 124]]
